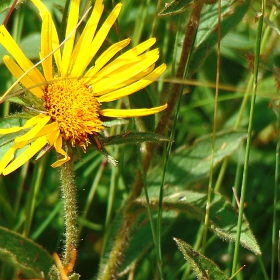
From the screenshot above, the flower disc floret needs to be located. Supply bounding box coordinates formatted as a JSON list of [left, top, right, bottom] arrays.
[[44, 79, 103, 149]]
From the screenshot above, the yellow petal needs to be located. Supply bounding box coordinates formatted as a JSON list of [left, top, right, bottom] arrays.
[[40, 12, 53, 81], [0, 115, 46, 135], [0, 25, 46, 87], [90, 49, 160, 93], [61, 0, 81, 77], [70, 0, 104, 77], [15, 115, 50, 143], [3, 136, 48, 175], [100, 104, 167, 118], [31, 0, 62, 71], [85, 41, 158, 91], [33, 122, 60, 139], [3, 56, 44, 98], [97, 64, 166, 102], [81, 38, 130, 84], [0, 146, 17, 175], [51, 134, 70, 167], [74, 3, 122, 79], [95, 63, 155, 96]]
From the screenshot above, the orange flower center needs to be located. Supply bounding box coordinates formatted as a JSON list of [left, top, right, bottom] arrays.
[[44, 79, 103, 150]]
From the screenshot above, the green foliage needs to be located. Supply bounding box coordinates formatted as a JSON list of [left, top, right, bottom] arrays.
[[0, 0, 278, 279], [174, 238, 229, 280], [0, 226, 54, 278]]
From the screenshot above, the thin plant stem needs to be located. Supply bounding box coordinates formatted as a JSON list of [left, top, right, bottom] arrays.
[[137, 145, 164, 280], [24, 157, 47, 237], [60, 156, 78, 275], [79, 158, 106, 236], [156, 10, 198, 277], [231, 0, 265, 274], [271, 102, 280, 280], [201, 0, 221, 254]]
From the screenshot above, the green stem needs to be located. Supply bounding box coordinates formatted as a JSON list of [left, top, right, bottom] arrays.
[[231, 0, 265, 274], [60, 157, 78, 273], [271, 102, 280, 280], [201, 0, 221, 254]]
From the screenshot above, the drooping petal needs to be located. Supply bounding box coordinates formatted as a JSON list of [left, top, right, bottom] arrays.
[[51, 134, 70, 167], [70, 0, 104, 77], [0, 25, 46, 88], [31, 0, 62, 71], [2, 56, 44, 98], [60, 0, 81, 77], [97, 64, 167, 102], [100, 104, 167, 118], [3, 136, 49, 175], [40, 12, 53, 81]]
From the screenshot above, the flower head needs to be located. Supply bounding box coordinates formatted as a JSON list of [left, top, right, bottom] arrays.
[[0, 0, 167, 175]]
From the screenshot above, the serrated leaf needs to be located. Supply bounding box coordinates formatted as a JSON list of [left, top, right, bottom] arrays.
[[174, 238, 229, 280], [135, 190, 261, 255], [149, 130, 247, 188], [0, 226, 54, 278], [101, 131, 170, 146], [159, 0, 193, 16]]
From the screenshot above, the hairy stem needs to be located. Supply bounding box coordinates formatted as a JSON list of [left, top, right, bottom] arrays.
[[60, 157, 78, 276]]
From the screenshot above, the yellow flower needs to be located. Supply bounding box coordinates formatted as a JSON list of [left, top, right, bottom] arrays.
[[0, 0, 167, 176]]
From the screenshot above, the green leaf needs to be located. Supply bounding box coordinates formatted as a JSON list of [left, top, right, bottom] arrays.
[[0, 226, 54, 278], [190, 0, 250, 73], [158, 0, 193, 16], [150, 130, 247, 188], [135, 190, 261, 255], [174, 238, 229, 280]]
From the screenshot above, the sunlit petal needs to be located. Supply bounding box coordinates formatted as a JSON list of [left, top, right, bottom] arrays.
[[3, 136, 48, 175], [15, 115, 50, 143], [31, 0, 62, 70], [100, 104, 167, 118], [61, 0, 80, 77], [3, 56, 44, 98], [51, 134, 70, 167], [40, 12, 53, 81], [73, 3, 122, 79], [90, 49, 160, 93], [98, 64, 167, 102], [70, 0, 104, 77], [0, 25, 46, 88], [0, 115, 46, 135]]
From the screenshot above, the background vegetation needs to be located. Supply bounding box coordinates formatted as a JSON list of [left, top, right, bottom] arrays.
[[0, 0, 278, 279]]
